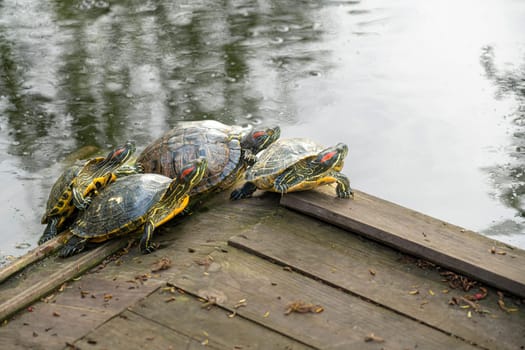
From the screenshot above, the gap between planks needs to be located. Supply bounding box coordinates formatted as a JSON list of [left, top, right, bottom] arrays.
[[280, 187, 525, 298], [167, 247, 480, 349]]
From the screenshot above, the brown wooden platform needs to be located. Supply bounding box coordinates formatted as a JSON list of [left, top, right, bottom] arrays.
[[0, 187, 524, 349]]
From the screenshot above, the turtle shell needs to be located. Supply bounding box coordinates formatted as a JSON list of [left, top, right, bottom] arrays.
[[41, 164, 81, 224], [137, 120, 250, 195], [71, 174, 171, 241], [246, 138, 324, 181]]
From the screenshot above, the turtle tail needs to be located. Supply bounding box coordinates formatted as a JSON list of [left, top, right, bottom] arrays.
[[59, 235, 88, 258]]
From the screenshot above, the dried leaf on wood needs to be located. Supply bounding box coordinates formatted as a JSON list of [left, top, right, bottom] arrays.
[[151, 257, 172, 272], [284, 301, 324, 315], [364, 333, 384, 343]]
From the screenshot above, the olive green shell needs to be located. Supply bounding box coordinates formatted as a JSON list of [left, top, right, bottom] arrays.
[[246, 138, 324, 181], [41, 164, 81, 224], [137, 120, 250, 195], [71, 174, 173, 240]]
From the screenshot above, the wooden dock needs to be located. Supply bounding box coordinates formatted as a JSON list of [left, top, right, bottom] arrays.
[[0, 186, 524, 349]]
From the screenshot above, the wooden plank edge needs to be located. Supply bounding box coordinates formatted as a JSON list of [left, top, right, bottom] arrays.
[[0, 238, 130, 322], [0, 232, 71, 284], [280, 191, 525, 298]]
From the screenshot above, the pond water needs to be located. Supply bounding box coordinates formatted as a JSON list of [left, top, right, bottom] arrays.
[[1, 0, 524, 262]]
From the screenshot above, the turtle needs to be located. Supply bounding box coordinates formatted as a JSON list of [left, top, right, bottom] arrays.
[[136, 120, 280, 197], [230, 138, 354, 200], [58, 157, 207, 257], [38, 141, 136, 245]]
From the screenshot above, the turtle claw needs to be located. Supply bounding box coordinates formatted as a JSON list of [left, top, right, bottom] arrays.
[[337, 190, 351, 199], [38, 218, 59, 245], [230, 189, 246, 200], [58, 236, 87, 258], [140, 241, 159, 255], [273, 182, 289, 194], [243, 152, 257, 166], [230, 182, 257, 200], [336, 183, 353, 199], [38, 234, 53, 245]]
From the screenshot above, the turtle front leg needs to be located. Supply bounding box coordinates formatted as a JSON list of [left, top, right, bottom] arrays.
[[92, 173, 116, 195], [242, 150, 257, 166], [230, 181, 258, 200], [139, 220, 158, 254], [58, 235, 88, 258], [332, 171, 354, 199], [115, 162, 144, 177], [38, 217, 59, 245], [72, 186, 92, 210], [273, 167, 309, 194]]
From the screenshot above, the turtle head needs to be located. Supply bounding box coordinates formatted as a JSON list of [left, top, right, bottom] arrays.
[[313, 143, 348, 172], [178, 157, 208, 189], [104, 141, 136, 167], [242, 125, 281, 154]]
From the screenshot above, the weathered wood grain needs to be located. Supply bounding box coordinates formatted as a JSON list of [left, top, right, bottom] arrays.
[[229, 209, 525, 350], [74, 310, 200, 349], [0, 275, 161, 350], [280, 187, 525, 298], [169, 247, 479, 350], [0, 238, 131, 322], [116, 286, 312, 349]]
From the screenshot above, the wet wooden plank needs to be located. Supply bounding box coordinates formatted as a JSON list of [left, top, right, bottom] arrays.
[[0, 274, 161, 350], [0, 232, 71, 284], [280, 187, 525, 298], [74, 311, 200, 349], [0, 191, 285, 348], [0, 238, 131, 322], [168, 247, 479, 350], [114, 285, 312, 349], [228, 209, 525, 350]]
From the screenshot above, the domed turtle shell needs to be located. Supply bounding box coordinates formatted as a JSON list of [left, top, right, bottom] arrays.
[[71, 173, 173, 241], [60, 158, 207, 257], [246, 138, 324, 181], [137, 120, 280, 196]]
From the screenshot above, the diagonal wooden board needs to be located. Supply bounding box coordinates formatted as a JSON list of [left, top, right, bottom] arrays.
[[0, 238, 131, 322], [168, 248, 478, 349], [0, 275, 162, 350], [76, 286, 313, 350], [280, 187, 525, 298], [228, 211, 525, 350]]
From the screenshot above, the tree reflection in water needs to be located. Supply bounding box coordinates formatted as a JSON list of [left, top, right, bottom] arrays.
[[480, 46, 525, 236], [0, 0, 330, 257]]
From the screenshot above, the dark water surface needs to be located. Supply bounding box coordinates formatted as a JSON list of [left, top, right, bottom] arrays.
[[1, 0, 524, 262]]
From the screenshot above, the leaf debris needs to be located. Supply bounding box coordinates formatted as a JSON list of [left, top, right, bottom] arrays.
[[284, 301, 324, 315], [151, 257, 172, 272], [440, 271, 477, 291], [201, 296, 217, 310], [497, 292, 519, 313], [364, 333, 384, 343]]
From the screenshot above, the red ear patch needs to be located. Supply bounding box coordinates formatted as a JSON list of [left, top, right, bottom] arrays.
[[320, 151, 336, 163], [252, 131, 266, 139], [181, 166, 195, 179], [112, 148, 125, 158]]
